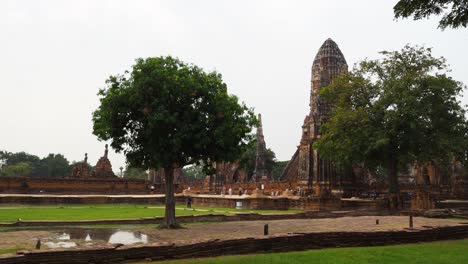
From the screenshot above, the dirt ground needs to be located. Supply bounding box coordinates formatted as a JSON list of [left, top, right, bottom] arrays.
[[0, 216, 466, 254]]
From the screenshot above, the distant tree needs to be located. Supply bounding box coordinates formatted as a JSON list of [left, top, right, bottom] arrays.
[[0, 150, 6, 170], [271, 160, 289, 180], [0, 151, 71, 177], [124, 166, 148, 179], [0, 151, 41, 167], [38, 154, 71, 177], [394, 0, 468, 29], [239, 138, 276, 181], [0, 151, 41, 176], [182, 164, 206, 180], [1, 162, 32, 177], [314, 45, 468, 208], [92, 56, 256, 228]]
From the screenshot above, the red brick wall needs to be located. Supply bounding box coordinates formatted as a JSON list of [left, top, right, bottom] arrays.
[[0, 177, 151, 194]]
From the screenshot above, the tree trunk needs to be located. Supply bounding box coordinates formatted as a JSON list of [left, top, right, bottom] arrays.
[[162, 167, 179, 228], [387, 158, 400, 210]]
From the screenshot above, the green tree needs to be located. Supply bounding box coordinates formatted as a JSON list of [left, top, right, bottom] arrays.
[[394, 0, 468, 29], [1, 162, 32, 177], [314, 45, 468, 208], [182, 164, 206, 180], [124, 166, 148, 179], [239, 138, 276, 181], [38, 154, 71, 177], [271, 160, 289, 180], [92, 56, 256, 228], [0, 151, 41, 176]]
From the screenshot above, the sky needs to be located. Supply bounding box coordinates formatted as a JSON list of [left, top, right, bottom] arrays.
[[1, 0, 467, 173]]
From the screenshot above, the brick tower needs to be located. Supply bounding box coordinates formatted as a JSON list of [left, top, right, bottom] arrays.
[[281, 38, 348, 195]]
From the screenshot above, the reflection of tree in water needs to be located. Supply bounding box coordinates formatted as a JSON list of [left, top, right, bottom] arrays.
[[63, 228, 115, 241]]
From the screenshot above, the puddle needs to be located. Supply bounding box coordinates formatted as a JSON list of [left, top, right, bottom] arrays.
[[44, 241, 77, 248], [108, 231, 148, 245], [57, 233, 70, 240], [45, 228, 149, 248]]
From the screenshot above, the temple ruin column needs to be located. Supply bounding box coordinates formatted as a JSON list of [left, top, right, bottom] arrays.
[[253, 113, 270, 182]]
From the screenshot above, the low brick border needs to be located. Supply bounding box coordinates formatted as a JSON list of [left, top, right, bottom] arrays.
[[1, 225, 468, 264], [0, 210, 393, 227]]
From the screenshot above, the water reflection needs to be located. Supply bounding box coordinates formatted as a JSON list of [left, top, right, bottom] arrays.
[[47, 228, 149, 248], [57, 233, 70, 240], [108, 231, 148, 245]]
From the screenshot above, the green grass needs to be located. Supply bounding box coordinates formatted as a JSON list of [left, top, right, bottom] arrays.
[[178, 205, 300, 214], [0, 205, 299, 222], [151, 239, 468, 264], [0, 248, 25, 255]]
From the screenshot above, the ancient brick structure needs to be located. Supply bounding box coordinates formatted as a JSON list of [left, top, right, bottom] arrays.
[[253, 114, 270, 182], [203, 162, 248, 193], [0, 177, 150, 194], [93, 144, 117, 178], [280, 38, 352, 196], [71, 153, 92, 178], [71, 145, 117, 179], [183, 39, 468, 203]]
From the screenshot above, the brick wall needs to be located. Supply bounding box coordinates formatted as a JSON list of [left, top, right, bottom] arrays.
[[0, 177, 157, 194]]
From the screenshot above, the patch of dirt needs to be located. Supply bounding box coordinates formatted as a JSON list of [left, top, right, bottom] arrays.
[[0, 216, 466, 253]]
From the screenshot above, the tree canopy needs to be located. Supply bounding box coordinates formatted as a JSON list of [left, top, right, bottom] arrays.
[[38, 154, 71, 177], [239, 137, 276, 181], [124, 166, 148, 179], [92, 56, 256, 227], [182, 163, 206, 180], [0, 151, 71, 177], [314, 45, 468, 207], [394, 0, 468, 29]]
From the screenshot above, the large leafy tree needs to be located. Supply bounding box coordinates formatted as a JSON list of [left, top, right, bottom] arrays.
[[394, 0, 468, 29], [314, 45, 468, 208], [93, 56, 256, 228]]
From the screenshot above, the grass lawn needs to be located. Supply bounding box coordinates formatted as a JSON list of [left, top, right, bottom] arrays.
[[0, 248, 24, 255], [0, 204, 299, 222], [153, 239, 468, 264]]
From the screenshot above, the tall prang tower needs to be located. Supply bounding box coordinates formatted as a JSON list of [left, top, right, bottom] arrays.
[[281, 38, 348, 195], [253, 114, 270, 182]]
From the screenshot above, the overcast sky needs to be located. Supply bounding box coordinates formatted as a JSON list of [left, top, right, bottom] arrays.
[[1, 0, 467, 172]]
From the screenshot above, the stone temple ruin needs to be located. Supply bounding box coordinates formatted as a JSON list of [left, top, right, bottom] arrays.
[[71, 144, 116, 179], [253, 114, 270, 182], [276, 38, 468, 202], [280, 38, 352, 196], [185, 38, 468, 206], [0, 144, 151, 194]]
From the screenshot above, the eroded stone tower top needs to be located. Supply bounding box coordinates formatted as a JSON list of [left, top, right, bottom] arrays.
[[309, 38, 348, 138], [311, 38, 348, 96]]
